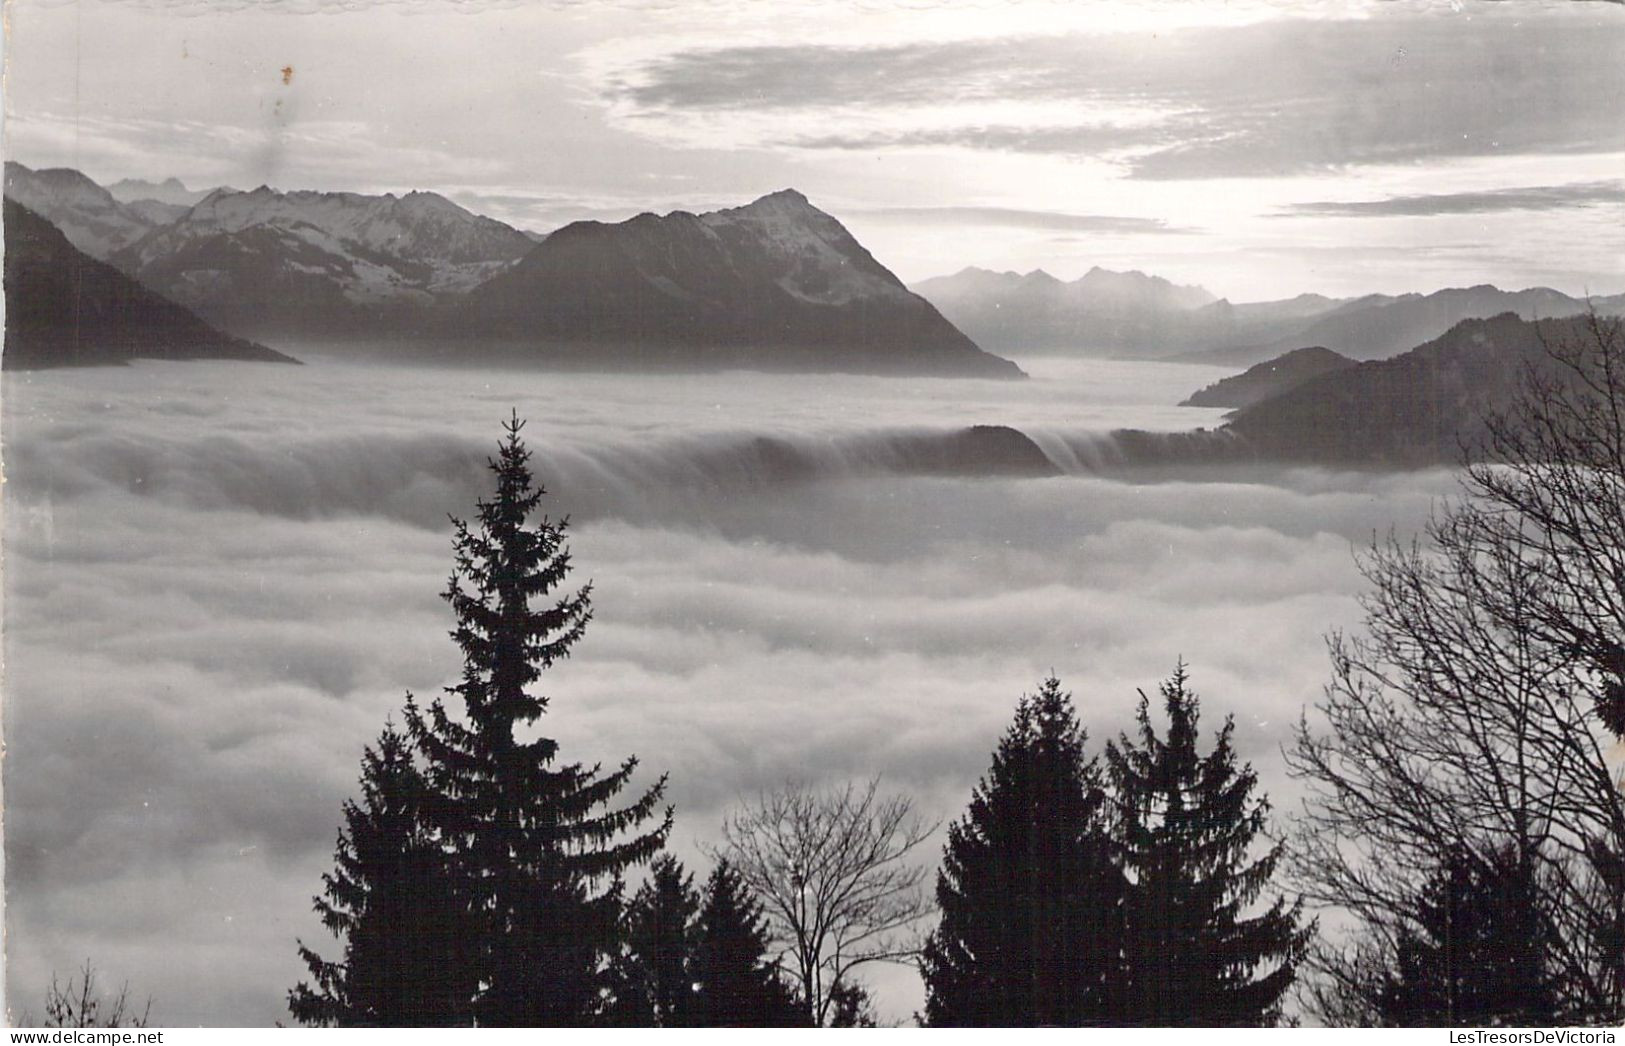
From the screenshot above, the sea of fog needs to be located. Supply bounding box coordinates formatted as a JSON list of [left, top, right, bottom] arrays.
[[2, 354, 1460, 1024]]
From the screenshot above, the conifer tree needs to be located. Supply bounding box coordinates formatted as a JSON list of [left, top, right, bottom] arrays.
[[1374, 845, 1558, 1026], [1106, 663, 1309, 1026], [827, 980, 879, 1027], [921, 676, 1123, 1026], [405, 412, 671, 1026], [691, 860, 804, 1027], [607, 855, 701, 1026], [289, 722, 475, 1026]]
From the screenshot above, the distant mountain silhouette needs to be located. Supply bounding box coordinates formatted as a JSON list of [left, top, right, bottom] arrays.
[[1181, 286, 1623, 367], [3, 198, 297, 368], [914, 262, 1624, 365], [1223, 313, 1591, 465], [106, 176, 222, 207], [1182, 294, 1377, 356], [1181, 346, 1356, 410], [911, 266, 1220, 357], [4, 162, 157, 259], [457, 190, 1022, 377]]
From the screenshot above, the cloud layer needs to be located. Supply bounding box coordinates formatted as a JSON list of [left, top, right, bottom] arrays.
[[1280, 180, 1625, 218], [2, 357, 1456, 1024], [601, 12, 1625, 178], [859, 206, 1196, 235]]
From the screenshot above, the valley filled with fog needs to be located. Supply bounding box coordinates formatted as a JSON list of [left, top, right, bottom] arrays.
[[2, 356, 1461, 1024]]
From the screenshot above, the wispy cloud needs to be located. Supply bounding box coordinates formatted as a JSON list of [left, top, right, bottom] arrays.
[[859, 205, 1197, 234], [598, 12, 1625, 178], [790, 122, 1187, 157], [1279, 180, 1625, 218]]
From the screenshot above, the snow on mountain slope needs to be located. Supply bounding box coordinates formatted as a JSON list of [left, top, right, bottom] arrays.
[[696, 189, 914, 307], [460, 189, 1021, 376], [111, 185, 538, 333], [123, 186, 534, 290]]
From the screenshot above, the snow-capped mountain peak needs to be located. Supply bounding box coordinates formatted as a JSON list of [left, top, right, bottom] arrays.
[[697, 189, 910, 306]]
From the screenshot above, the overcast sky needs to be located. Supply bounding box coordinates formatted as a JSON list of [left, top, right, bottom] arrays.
[[3, 0, 1622, 300]]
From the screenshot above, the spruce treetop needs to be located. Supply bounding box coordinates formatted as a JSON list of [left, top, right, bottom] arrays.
[[1107, 661, 1309, 1026]]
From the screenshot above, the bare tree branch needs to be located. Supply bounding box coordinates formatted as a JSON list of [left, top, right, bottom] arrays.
[[1288, 309, 1625, 1025], [708, 777, 938, 1026], [40, 962, 151, 1029]]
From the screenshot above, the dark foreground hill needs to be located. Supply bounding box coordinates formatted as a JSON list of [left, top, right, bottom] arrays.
[[3, 198, 298, 369], [456, 190, 1022, 378], [1182, 346, 1356, 410], [1223, 313, 1591, 466]]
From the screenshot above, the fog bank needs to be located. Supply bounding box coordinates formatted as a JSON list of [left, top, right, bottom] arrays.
[[3, 358, 1455, 1024]]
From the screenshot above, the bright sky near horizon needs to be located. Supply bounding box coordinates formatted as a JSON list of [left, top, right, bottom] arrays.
[[2, 0, 1622, 300]]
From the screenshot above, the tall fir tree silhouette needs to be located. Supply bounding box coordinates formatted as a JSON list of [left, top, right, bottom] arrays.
[[691, 860, 804, 1027], [289, 722, 475, 1026], [921, 677, 1124, 1026], [606, 855, 701, 1026], [1375, 845, 1557, 1026], [1106, 662, 1308, 1026], [406, 412, 671, 1026]]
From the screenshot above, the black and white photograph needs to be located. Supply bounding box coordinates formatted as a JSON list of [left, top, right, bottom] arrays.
[[2, 0, 1623, 1030]]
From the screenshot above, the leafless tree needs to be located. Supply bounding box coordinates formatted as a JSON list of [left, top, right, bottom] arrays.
[[34, 962, 151, 1028], [1468, 310, 1625, 738], [1287, 311, 1625, 1025], [710, 777, 937, 1026]]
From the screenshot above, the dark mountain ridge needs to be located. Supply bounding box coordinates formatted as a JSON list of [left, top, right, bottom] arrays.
[[2, 198, 297, 369], [1181, 346, 1356, 410], [457, 190, 1022, 377], [1223, 312, 1591, 466]]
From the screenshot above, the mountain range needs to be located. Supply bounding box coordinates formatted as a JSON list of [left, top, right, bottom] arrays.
[[912, 266, 1218, 358], [911, 265, 1624, 366], [106, 176, 222, 207], [2, 163, 1019, 376], [2, 198, 296, 369], [8, 159, 1618, 383], [456, 189, 1020, 376], [112, 185, 537, 337], [7, 163, 1619, 471], [4, 162, 159, 259], [1196, 285, 1614, 366]]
